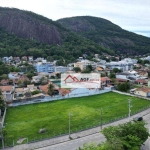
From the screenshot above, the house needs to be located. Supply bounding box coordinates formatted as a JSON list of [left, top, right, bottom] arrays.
[[21, 56, 27, 61], [115, 78, 129, 84], [27, 84, 37, 92], [39, 84, 49, 94], [32, 75, 44, 83], [96, 67, 103, 72], [2, 56, 13, 63], [148, 80, 150, 87], [59, 88, 70, 96], [28, 56, 33, 61], [13, 57, 20, 63], [35, 57, 44, 62], [137, 70, 148, 78], [101, 77, 111, 87], [134, 87, 150, 97], [135, 79, 148, 85], [8, 72, 19, 80], [14, 88, 29, 98], [0, 79, 9, 86], [0, 86, 14, 102], [13, 75, 29, 87]]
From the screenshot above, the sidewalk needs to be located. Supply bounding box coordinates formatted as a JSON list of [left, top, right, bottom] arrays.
[[5, 107, 150, 150]]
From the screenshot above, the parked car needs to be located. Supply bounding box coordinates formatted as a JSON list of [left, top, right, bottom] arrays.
[[133, 116, 143, 121]]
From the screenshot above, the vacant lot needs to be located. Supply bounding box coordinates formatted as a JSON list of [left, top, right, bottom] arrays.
[[4, 92, 150, 144]]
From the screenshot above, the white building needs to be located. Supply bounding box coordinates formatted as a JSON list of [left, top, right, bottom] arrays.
[[74, 60, 97, 70], [116, 70, 140, 80], [106, 58, 138, 72], [8, 72, 19, 80], [54, 66, 72, 73]]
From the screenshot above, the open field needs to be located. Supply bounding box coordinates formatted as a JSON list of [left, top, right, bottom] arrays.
[[4, 92, 150, 145]]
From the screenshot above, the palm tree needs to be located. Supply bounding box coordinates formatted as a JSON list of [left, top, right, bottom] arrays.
[[48, 84, 54, 96]]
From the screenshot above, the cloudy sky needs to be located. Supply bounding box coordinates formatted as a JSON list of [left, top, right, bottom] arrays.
[[0, 0, 150, 36]]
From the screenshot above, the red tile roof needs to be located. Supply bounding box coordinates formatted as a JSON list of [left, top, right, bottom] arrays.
[[0, 86, 13, 92]]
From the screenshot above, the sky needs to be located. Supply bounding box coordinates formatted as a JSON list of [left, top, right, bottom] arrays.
[[0, 0, 150, 37]]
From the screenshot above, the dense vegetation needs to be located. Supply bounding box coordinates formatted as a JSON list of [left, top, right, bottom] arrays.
[[58, 16, 150, 55], [79, 121, 149, 150], [0, 7, 113, 64]]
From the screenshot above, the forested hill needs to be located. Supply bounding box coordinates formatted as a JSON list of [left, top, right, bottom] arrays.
[[0, 7, 150, 63], [0, 7, 113, 63], [57, 16, 150, 55]]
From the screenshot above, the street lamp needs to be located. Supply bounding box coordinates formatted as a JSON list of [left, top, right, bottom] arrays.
[[68, 112, 71, 138], [100, 108, 102, 130], [128, 99, 132, 121]]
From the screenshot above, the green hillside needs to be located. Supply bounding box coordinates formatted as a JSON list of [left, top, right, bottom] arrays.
[[58, 16, 150, 55]]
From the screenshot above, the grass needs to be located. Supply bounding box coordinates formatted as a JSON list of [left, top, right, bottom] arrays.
[[4, 92, 150, 145]]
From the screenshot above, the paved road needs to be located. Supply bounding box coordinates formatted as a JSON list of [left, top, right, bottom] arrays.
[[5, 108, 150, 150]]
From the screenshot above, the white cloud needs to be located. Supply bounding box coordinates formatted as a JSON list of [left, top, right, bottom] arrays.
[[0, 0, 150, 32]]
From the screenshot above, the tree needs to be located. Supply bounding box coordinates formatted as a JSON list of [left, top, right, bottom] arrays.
[[109, 73, 116, 78], [73, 67, 81, 73], [102, 121, 149, 150], [0, 90, 5, 110], [40, 77, 48, 85], [82, 65, 93, 73], [113, 68, 121, 73], [27, 72, 34, 79], [48, 84, 54, 96], [117, 82, 130, 92]]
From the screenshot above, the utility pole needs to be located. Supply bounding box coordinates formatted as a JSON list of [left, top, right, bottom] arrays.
[[128, 99, 132, 121], [100, 108, 102, 130], [68, 112, 71, 138]]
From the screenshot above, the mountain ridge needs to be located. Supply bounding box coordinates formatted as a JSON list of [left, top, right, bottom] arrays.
[[0, 7, 149, 62], [57, 16, 150, 55]]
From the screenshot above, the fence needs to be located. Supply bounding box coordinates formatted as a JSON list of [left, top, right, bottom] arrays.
[[3, 103, 150, 149], [8, 89, 111, 107]]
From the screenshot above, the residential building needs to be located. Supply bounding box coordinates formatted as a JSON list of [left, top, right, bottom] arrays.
[[137, 70, 148, 78], [32, 75, 44, 83], [100, 77, 112, 88], [8, 72, 19, 80], [2, 56, 13, 63], [54, 66, 72, 73], [96, 67, 104, 73], [13, 75, 29, 87], [34, 60, 54, 73], [13, 57, 20, 63], [0, 86, 14, 102], [115, 78, 129, 84], [134, 87, 150, 97], [35, 57, 44, 62], [14, 88, 29, 97], [74, 60, 97, 70], [28, 56, 33, 61], [21, 56, 27, 61], [106, 58, 137, 72], [0, 79, 9, 86], [116, 71, 140, 80], [135, 79, 148, 85], [148, 80, 150, 87]]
